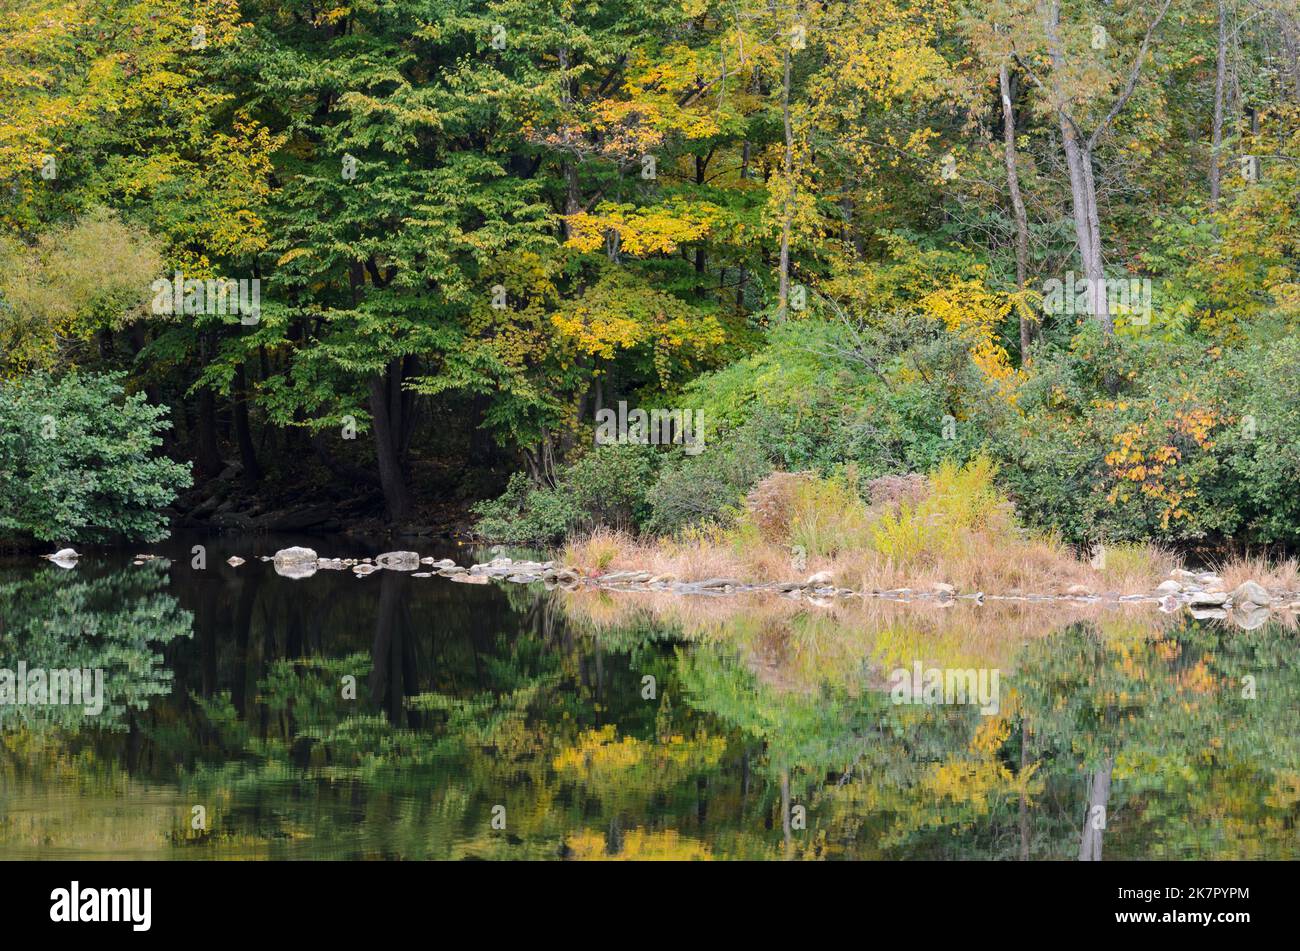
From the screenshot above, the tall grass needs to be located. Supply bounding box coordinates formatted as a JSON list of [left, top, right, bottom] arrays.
[[564, 455, 1181, 595]]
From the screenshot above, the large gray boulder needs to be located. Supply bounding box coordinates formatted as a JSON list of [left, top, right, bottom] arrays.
[[272, 546, 319, 580], [1231, 580, 1271, 608], [375, 551, 420, 571]]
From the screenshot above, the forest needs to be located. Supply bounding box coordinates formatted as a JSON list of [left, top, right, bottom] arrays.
[[1, 0, 1298, 557]]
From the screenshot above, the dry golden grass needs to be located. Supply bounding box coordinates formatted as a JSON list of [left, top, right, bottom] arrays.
[[564, 525, 1175, 597], [1213, 554, 1300, 594], [561, 462, 1294, 600]]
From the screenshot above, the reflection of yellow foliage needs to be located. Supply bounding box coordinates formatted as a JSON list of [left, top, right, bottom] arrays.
[[1265, 772, 1300, 811], [552, 725, 726, 777], [566, 827, 712, 861]]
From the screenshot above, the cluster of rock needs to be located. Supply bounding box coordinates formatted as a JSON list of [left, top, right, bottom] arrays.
[[43, 546, 1300, 627], [255, 548, 578, 585], [1149, 570, 1295, 630]]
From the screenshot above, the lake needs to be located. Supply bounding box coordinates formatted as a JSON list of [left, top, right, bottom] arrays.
[[2, 532, 1297, 860]]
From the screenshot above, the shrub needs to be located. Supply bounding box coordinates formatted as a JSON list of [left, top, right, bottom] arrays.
[[644, 434, 772, 535], [785, 471, 874, 557], [870, 456, 1012, 566], [0, 371, 191, 545], [743, 471, 815, 543], [472, 444, 660, 544]]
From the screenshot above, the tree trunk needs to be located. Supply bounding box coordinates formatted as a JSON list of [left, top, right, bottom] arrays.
[[777, 42, 793, 319], [232, 364, 262, 484], [1210, 0, 1228, 206], [1000, 60, 1033, 359], [1059, 119, 1110, 332], [367, 360, 414, 523], [1078, 756, 1114, 861], [1045, 0, 1111, 334], [195, 384, 223, 478]]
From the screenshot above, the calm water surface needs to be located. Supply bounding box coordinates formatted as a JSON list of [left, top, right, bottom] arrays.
[[2, 533, 1297, 860]]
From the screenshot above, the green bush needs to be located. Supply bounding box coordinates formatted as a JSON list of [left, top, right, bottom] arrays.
[[0, 371, 191, 545], [644, 426, 773, 535], [472, 444, 661, 544]]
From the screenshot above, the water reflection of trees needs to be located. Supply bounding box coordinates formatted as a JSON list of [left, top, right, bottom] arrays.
[[4, 567, 1297, 860], [0, 563, 192, 732]]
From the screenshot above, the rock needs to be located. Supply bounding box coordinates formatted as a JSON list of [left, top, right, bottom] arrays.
[[1230, 604, 1272, 630], [273, 547, 319, 579], [1066, 584, 1093, 597], [772, 581, 807, 592], [932, 582, 956, 597], [806, 570, 834, 586], [602, 570, 652, 583], [649, 574, 677, 585], [227, 556, 246, 567], [506, 574, 537, 584], [448, 572, 489, 585], [411, 572, 433, 578], [698, 577, 744, 589], [375, 551, 420, 572], [1170, 568, 1198, 580], [437, 566, 467, 576], [1158, 594, 1181, 613], [1154, 580, 1182, 594], [1188, 607, 1228, 621], [270, 547, 315, 577], [352, 563, 380, 576], [1187, 591, 1229, 607], [316, 558, 347, 570], [43, 548, 81, 569], [1231, 580, 1271, 608]]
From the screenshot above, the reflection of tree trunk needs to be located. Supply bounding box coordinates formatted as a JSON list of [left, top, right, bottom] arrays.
[[1078, 757, 1114, 861], [231, 573, 261, 715], [1018, 719, 1031, 860], [197, 581, 218, 699], [369, 572, 417, 725], [781, 769, 792, 859]]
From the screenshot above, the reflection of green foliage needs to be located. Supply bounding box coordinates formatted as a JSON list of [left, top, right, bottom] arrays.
[[1015, 618, 1300, 859], [7, 571, 1300, 860], [0, 563, 192, 732]]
